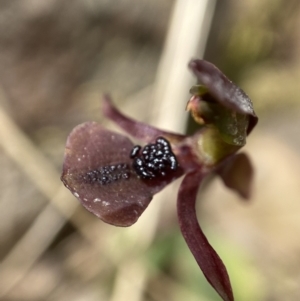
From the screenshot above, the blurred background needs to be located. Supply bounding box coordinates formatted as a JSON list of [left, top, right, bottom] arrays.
[[1, 0, 300, 300]]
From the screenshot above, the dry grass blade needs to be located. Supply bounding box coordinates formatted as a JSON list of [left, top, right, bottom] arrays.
[[153, 0, 216, 132], [0, 188, 75, 296], [0, 91, 79, 297]]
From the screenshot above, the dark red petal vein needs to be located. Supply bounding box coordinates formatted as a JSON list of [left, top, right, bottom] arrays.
[[177, 172, 234, 301]]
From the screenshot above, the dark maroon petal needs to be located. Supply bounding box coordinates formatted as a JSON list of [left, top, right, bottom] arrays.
[[188, 59, 258, 135], [218, 153, 254, 199], [103, 95, 186, 143], [177, 172, 234, 301], [61, 122, 183, 226]]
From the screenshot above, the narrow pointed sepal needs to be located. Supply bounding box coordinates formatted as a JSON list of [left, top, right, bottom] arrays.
[[177, 172, 234, 301], [102, 95, 186, 144]]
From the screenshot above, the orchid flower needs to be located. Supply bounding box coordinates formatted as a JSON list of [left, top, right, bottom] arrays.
[[61, 59, 258, 301]]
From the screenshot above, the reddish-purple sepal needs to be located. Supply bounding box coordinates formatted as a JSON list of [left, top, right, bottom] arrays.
[[177, 171, 234, 301], [218, 153, 254, 199], [61, 122, 183, 226], [188, 59, 258, 135], [103, 95, 186, 144]]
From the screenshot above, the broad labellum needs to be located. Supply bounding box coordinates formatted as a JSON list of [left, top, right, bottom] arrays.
[[61, 59, 258, 301], [61, 122, 183, 227]]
